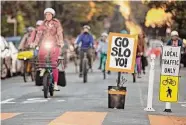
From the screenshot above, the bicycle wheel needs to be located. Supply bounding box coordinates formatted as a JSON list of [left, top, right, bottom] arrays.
[[83, 60, 88, 83], [171, 80, 176, 86], [43, 72, 49, 98], [49, 83, 54, 96], [30, 63, 35, 81], [162, 80, 168, 86], [23, 60, 29, 82]]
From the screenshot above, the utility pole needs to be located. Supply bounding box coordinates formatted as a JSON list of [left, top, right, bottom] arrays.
[[7, 15, 17, 36]]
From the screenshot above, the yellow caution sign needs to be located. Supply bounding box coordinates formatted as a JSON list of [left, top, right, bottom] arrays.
[[159, 75, 179, 102]]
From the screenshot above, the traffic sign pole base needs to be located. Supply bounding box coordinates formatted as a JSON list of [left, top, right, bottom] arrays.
[[144, 107, 155, 112], [164, 109, 172, 112]]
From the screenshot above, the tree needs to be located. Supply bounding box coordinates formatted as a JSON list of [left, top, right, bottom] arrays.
[[1, 1, 116, 38], [147, 1, 186, 38]]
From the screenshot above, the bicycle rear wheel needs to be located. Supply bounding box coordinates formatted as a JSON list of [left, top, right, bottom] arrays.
[[43, 72, 49, 98], [23, 60, 29, 82]]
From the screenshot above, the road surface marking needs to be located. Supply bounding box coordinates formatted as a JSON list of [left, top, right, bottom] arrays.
[[178, 102, 186, 104], [22, 98, 48, 104], [149, 115, 186, 125], [56, 100, 66, 102], [137, 83, 144, 107], [0, 113, 21, 121], [181, 104, 186, 107], [0, 98, 16, 104], [48, 112, 107, 125]]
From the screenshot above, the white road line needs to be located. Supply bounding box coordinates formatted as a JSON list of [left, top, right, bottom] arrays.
[[0, 98, 16, 104], [22, 98, 48, 104], [181, 104, 186, 107], [178, 102, 186, 104], [57, 100, 66, 102], [138, 83, 144, 107]]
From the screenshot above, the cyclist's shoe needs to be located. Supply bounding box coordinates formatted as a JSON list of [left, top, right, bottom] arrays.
[[98, 66, 101, 70], [54, 84, 60, 91], [107, 71, 111, 74], [79, 73, 83, 77], [40, 69, 45, 77]]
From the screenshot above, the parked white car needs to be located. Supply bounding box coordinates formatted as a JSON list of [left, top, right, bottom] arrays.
[[0, 36, 21, 79]]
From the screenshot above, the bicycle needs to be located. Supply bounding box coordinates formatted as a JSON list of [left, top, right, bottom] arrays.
[[36, 43, 64, 98], [17, 48, 36, 82], [162, 77, 176, 86]]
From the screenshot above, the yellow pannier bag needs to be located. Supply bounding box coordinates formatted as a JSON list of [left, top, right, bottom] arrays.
[[17, 50, 34, 60]]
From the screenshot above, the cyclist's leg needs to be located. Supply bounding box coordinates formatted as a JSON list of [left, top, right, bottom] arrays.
[[98, 53, 103, 69], [51, 47, 60, 90], [87, 48, 92, 69]]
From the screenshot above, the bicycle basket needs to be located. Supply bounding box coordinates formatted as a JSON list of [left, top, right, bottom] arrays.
[[17, 50, 34, 60]]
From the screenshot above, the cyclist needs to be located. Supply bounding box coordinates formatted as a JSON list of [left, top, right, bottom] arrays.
[[76, 25, 94, 77], [96, 32, 109, 73], [33, 8, 64, 91], [29, 20, 44, 48], [167, 31, 183, 47], [18, 27, 35, 51]]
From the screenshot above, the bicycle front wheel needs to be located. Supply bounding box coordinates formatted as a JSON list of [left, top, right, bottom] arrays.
[[43, 72, 49, 98], [83, 60, 88, 83]]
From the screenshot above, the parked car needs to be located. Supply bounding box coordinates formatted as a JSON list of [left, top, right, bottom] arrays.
[[1, 36, 22, 79], [1, 36, 12, 79]]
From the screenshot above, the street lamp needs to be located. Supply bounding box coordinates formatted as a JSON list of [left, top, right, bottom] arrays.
[[7, 15, 17, 36]]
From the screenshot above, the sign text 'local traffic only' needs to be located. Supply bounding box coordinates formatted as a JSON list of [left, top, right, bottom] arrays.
[[106, 33, 138, 73], [161, 46, 181, 76]]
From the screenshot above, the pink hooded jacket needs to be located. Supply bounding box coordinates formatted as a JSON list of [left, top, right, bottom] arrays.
[[33, 18, 64, 47]]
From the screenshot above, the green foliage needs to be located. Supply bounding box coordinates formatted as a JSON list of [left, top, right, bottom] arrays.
[[147, 1, 186, 38], [1, 1, 116, 38]]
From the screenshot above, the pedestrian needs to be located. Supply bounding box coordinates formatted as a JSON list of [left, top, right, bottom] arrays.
[[33, 8, 64, 91], [139, 33, 148, 74], [136, 35, 143, 78]]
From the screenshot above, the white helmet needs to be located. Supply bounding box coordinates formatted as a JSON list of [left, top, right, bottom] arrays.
[[171, 31, 179, 36], [27, 27, 35, 32], [83, 25, 90, 30], [44, 8, 55, 16], [36, 20, 43, 26], [101, 32, 108, 37]]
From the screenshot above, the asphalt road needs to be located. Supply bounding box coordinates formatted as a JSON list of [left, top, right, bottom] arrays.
[[1, 59, 186, 125]]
